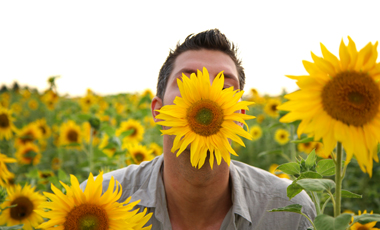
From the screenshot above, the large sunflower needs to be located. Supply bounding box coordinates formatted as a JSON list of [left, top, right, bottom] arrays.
[[124, 143, 155, 165], [0, 184, 45, 230], [58, 120, 82, 147], [156, 67, 255, 169], [36, 171, 152, 230], [278, 37, 380, 176], [0, 153, 16, 187], [15, 123, 43, 147], [0, 107, 16, 140], [116, 119, 145, 144]]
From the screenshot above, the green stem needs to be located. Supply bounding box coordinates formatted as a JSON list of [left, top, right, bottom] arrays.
[[311, 192, 321, 215], [301, 213, 317, 230], [327, 190, 336, 213], [321, 197, 331, 213], [290, 124, 297, 161], [334, 142, 343, 217], [88, 127, 94, 173]]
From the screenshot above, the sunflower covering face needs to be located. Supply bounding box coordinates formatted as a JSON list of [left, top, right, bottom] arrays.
[[278, 37, 380, 176], [37, 171, 152, 230], [156, 67, 255, 169]]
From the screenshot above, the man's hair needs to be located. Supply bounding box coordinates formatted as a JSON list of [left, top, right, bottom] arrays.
[[156, 28, 245, 99]]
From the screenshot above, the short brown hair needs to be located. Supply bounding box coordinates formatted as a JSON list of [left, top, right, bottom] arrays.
[[156, 29, 245, 99]]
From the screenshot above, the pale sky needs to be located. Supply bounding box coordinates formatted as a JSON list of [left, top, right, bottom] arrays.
[[1, 1, 379, 97]]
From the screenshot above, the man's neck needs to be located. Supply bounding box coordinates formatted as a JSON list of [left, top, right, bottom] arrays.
[[163, 150, 232, 230]]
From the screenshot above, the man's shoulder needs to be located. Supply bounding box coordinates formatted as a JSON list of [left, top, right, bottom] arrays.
[[80, 155, 163, 193]]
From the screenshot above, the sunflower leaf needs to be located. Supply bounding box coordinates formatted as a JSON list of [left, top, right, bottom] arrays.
[[291, 137, 315, 143], [268, 204, 303, 214], [314, 214, 352, 230], [334, 189, 362, 199], [296, 178, 335, 192], [316, 159, 335, 176], [287, 181, 304, 200], [305, 149, 317, 169], [257, 149, 283, 158], [277, 162, 300, 175], [353, 213, 380, 224], [119, 129, 134, 139], [298, 172, 323, 179]]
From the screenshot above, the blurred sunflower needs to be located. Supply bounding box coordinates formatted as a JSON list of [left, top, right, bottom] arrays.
[[28, 99, 39, 110], [58, 120, 82, 147], [0, 107, 16, 140], [269, 164, 290, 179], [116, 119, 145, 144], [297, 142, 315, 154], [149, 143, 162, 156], [156, 67, 254, 169], [250, 125, 263, 141], [37, 171, 152, 230], [80, 91, 98, 113], [143, 116, 156, 128], [83, 121, 100, 145], [38, 170, 54, 185], [99, 134, 118, 158], [264, 98, 282, 118], [33, 118, 51, 139], [256, 114, 265, 124], [51, 157, 62, 170], [0, 153, 16, 187], [41, 90, 59, 110], [15, 142, 41, 165], [10, 102, 22, 114], [278, 37, 380, 175], [15, 123, 42, 146], [124, 143, 154, 165], [21, 89, 31, 99], [350, 210, 380, 230], [0, 184, 45, 230], [274, 129, 290, 145]]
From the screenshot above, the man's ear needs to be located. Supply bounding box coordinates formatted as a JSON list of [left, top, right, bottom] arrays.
[[151, 96, 163, 123]]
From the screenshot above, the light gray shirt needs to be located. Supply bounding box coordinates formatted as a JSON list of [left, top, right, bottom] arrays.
[[81, 155, 316, 230]]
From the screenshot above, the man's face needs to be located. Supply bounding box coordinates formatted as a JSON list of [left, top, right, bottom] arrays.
[[163, 49, 239, 106]]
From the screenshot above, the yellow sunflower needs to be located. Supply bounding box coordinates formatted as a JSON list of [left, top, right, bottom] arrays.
[[269, 164, 290, 179], [274, 128, 290, 145], [80, 91, 98, 113], [264, 98, 282, 118], [33, 118, 51, 139], [256, 114, 265, 124], [58, 120, 82, 147], [99, 133, 118, 158], [51, 157, 62, 170], [11, 102, 22, 114], [156, 67, 255, 169], [38, 170, 55, 185], [0, 153, 16, 187], [15, 142, 42, 165], [149, 143, 162, 156], [36, 171, 153, 230], [28, 99, 39, 110], [15, 123, 43, 147], [278, 37, 380, 175], [41, 90, 59, 110], [0, 107, 16, 140], [250, 125, 263, 141], [0, 184, 45, 230], [124, 143, 155, 165], [297, 142, 315, 154], [350, 210, 380, 230], [83, 121, 100, 145], [116, 119, 145, 144]]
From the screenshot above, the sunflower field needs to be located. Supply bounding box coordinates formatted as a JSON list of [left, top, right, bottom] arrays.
[[1, 38, 380, 229]]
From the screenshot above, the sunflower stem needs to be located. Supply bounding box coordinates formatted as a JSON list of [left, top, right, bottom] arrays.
[[290, 124, 297, 161], [334, 142, 343, 217], [88, 127, 94, 173]]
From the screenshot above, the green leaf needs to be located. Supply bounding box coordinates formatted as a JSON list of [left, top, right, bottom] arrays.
[[119, 129, 134, 139], [0, 224, 24, 230], [298, 172, 323, 179], [268, 204, 303, 214], [100, 125, 115, 137], [314, 214, 352, 230], [305, 149, 317, 169], [257, 149, 282, 158], [76, 113, 93, 121], [296, 179, 335, 192], [27, 168, 39, 178], [337, 190, 362, 199], [291, 137, 315, 143], [287, 182, 304, 200], [58, 169, 68, 182], [277, 162, 300, 175], [316, 159, 335, 176], [353, 213, 380, 224]]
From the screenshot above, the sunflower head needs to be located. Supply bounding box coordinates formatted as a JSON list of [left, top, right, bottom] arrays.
[[0, 107, 16, 140], [15, 142, 42, 165], [0, 153, 16, 187], [124, 143, 154, 165], [156, 67, 255, 169], [33, 118, 51, 139], [264, 98, 282, 118], [37, 171, 153, 230], [58, 120, 82, 147], [15, 123, 43, 146], [250, 125, 263, 141], [116, 119, 145, 144], [28, 99, 39, 110], [274, 128, 290, 145], [278, 37, 380, 176], [0, 184, 45, 229]]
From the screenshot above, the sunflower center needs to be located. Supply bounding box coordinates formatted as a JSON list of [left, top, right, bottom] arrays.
[[187, 99, 224, 136], [67, 129, 79, 142], [39, 125, 46, 135], [64, 204, 108, 230], [322, 71, 380, 126], [0, 113, 10, 128], [357, 226, 369, 230], [134, 152, 144, 163], [10, 196, 34, 220], [129, 128, 137, 137], [21, 132, 34, 144], [271, 104, 277, 112]]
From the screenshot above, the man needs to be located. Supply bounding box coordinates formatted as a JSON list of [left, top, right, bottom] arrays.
[[81, 29, 316, 229]]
